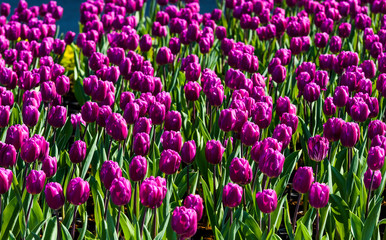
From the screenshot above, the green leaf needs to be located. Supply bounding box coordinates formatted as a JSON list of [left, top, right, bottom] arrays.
[[330, 194, 350, 240], [81, 132, 99, 179], [363, 198, 382, 240], [0, 197, 21, 239], [294, 221, 312, 240], [350, 211, 363, 240], [41, 217, 57, 240]]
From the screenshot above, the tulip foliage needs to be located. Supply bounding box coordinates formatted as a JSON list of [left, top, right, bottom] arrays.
[[0, 0, 385, 239]]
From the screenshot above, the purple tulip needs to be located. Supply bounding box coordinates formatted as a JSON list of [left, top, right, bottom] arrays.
[[164, 111, 182, 131], [323, 97, 336, 116], [309, 182, 330, 208], [368, 146, 385, 171], [259, 148, 285, 178], [256, 189, 278, 213], [340, 122, 360, 148], [364, 168, 382, 190], [26, 170, 46, 195], [241, 121, 260, 146], [205, 140, 225, 165], [41, 156, 57, 178], [66, 177, 90, 205], [160, 149, 181, 175], [293, 166, 314, 193], [149, 102, 166, 125], [0, 143, 17, 168], [129, 156, 147, 182], [368, 120, 386, 140], [307, 135, 329, 162], [100, 161, 122, 190], [69, 140, 87, 164], [106, 113, 128, 141], [272, 124, 293, 149], [140, 176, 167, 209], [0, 168, 12, 194], [184, 194, 204, 221], [47, 106, 67, 128], [44, 182, 65, 209], [110, 177, 132, 206], [230, 157, 253, 185], [222, 182, 243, 208], [171, 206, 198, 239], [133, 132, 151, 156]]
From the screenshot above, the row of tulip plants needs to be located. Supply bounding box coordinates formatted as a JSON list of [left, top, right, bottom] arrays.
[[0, 0, 385, 239]]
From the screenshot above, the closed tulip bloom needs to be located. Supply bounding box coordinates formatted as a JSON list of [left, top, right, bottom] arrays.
[[172, 206, 197, 239], [21, 138, 40, 163], [219, 109, 236, 132], [55, 75, 70, 96], [69, 140, 87, 164], [350, 100, 370, 122], [309, 182, 330, 208], [119, 92, 135, 110], [307, 135, 329, 162], [0, 143, 17, 168], [44, 182, 65, 210], [259, 148, 285, 178], [216, 26, 227, 40], [293, 167, 314, 193], [360, 60, 376, 79], [272, 124, 293, 149], [41, 156, 57, 178], [26, 170, 46, 195], [169, 37, 181, 55], [133, 117, 152, 136], [323, 97, 336, 116], [314, 32, 329, 48], [303, 82, 321, 102], [184, 194, 204, 221], [222, 182, 243, 208], [185, 62, 201, 82], [81, 101, 99, 123], [340, 122, 360, 148], [22, 105, 39, 128], [96, 106, 112, 128], [280, 113, 298, 134], [230, 157, 252, 185], [364, 168, 382, 190], [123, 101, 140, 125], [41, 81, 57, 103], [109, 177, 132, 206], [241, 121, 260, 146], [252, 102, 272, 129], [272, 65, 287, 83], [164, 111, 182, 131], [148, 102, 165, 125], [129, 156, 147, 182], [368, 146, 385, 171], [100, 161, 122, 189], [256, 189, 278, 213], [156, 47, 173, 65], [0, 105, 9, 128], [66, 177, 90, 205], [140, 176, 167, 209], [106, 113, 128, 141], [161, 130, 182, 152], [276, 96, 296, 117], [205, 140, 225, 165], [181, 140, 196, 164], [184, 81, 202, 101], [6, 124, 29, 150], [290, 37, 302, 55], [107, 47, 125, 65], [0, 168, 12, 194], [160, 149, 181, 175], [139, 34, 152, 52], [333, 86, 349, 107], [323, 118, 345, 142], [329, 36, 342, 53], [368, 120, 386, 140], [89, 52, 108, 71], [47, 106, 67, 128], [133, 132, 151, 156]]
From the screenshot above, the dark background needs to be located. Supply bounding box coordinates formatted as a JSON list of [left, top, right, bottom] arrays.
[[7, 0, 218, 34]]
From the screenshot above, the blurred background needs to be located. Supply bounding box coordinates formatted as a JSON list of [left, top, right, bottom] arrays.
[[7, 0, 218, 34]]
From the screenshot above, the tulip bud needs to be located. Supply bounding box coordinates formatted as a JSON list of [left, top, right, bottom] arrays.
[[293, 167, 314, 193], [368, 146, 385, 171], [160, 149, 181, 175], [205, 140, 225, 165], [47, 106, 67, 128], [66, 177, 90, 205], [230, 157, 252, 185], [123, 101, 140, 125], [259, 148, 285, 178], [307, 135, 329, 162], [272, 65, 287, 83], [276, 96, 296, 117], [368, 120, 386, 140], [0, 143, 17, 168], [172, 206, 198, 239], [41, 156, 57, 178], [26, 170, 46, 195], [22, 105, 40, 128], [156, 47, 173, 65], [309, 182, 330, 208], [106, 113, 128, 141], [21, 138, 41, 163], [140, 176, 167, 208], [149, 102, 166, 125], [133, 132, 151, 155], [44, 182, 65, 209], [133, 117, 152, 136], [340, 122, 360, 148], [0, 168, 12, 194], [181, 140, 196, 164], [364, 168, 382, 190], [323, 97, 336, 116], [303, 82, 321, 102], [272, 124, 293, 149], [241, 121, 260, 146], [69, 140, 87, 164], [41, 81, 57, 103], [81, 101, 99, 123], [323, 118, 344, 142], [164, 111, 182, 131], [139, 34, 152, 52], [219, 109, 236, 132], [109, 177, 132, 206], [184, 81, 202, 101], [256, 189, 278, 213], [129, 156, 147, 182], [184, 194, 204, 221], [222, 182, 243, 208], [100, 161, 122, 189]]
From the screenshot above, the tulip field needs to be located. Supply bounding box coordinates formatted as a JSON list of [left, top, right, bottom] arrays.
[[1, 0, 386, 239]]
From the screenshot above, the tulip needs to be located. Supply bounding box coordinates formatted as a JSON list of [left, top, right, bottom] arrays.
[[307, 135, 329, 162], [123, 101, 140, 125], [26, 170, 46, 195], [140, 176, 167, 209], [133, 117, 152, 136], [219, 109, 236, 132], [222, 183, 243, 208], [252, 102, 272, 130], [368, 146, 385, 171], [129, 156, 147, 182], [139, 34, 152, 52], [81, 101, 99, 123], [230, 158, 252, 185], [0, 106, 10, 128], [0, 168, 12, 195], [309, 182, 330, 209], [256, 189, 278, 213], [368, 120, 386, 140], [69, 140, 87, 165], [156, 47, 173, 65], [172, 207, 198, 239], [276, 97, 296, 117], [149, 102, 166, 125], [184, 194, 204, 221], [240, 121, 260, 146], [106, 113, 128, 141], [280, 113, 298, 134], [44, 182, 65, 210], [0, 143, 17, 168], [259, 148, 285, 178], [110, 177, 132, 206], [272, 124, 293, 149], [47, 106, 67, 128], [133, 133, 150, 156], [20, 138, 41, 164], [364, 168, 382, 190], [160, 149, 181, 175], [205, 140, 225, 165], [184, 81, 202, 101], [340, 122, 360, 148], [323, 97, 336, 116]]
